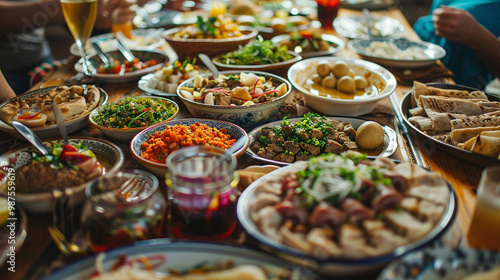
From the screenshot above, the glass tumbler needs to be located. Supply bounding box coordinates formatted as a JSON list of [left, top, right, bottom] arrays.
[[467, 165, 500, 251], [81, 169, 167, 252], [166, 145, 239, 240]]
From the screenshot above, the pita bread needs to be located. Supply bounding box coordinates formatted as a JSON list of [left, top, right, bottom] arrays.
[[450, 113, 500, 130], [412, 81, 488, 107], [451, 126, 500, 144], [470, 133, 500, 158]]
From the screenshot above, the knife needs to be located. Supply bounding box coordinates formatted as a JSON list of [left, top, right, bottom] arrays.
[[52, 102, 69, 145]]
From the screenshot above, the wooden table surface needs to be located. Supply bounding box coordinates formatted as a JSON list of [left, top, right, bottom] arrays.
[[0, 6, 486, 280]]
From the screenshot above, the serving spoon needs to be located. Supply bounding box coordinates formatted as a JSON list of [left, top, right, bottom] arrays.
[[91, 41, 111, 66], [11, 121, 48, 155], [199, 53, 219, 78], [52, 102, 69, 145]]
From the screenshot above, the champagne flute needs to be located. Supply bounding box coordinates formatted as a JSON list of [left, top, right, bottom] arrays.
[[60, 0, 98, 76]]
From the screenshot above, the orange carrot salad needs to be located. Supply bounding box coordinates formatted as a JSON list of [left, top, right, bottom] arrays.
[[141, 122, 236, 163]]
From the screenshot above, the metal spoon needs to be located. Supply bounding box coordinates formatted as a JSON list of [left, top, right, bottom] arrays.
[[91, 41, 111, 66], [52, 102, 69, 145], [115, 36, 136, 62], [362, 8, 373, 38], [199, 53, 219, 78], [12, 121, 48, 155]]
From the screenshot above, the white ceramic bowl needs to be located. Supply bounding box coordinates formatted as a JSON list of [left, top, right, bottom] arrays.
[[287, 57, 397, 116], [89, 96, 179, 142], [348, 38, 446, 69], [0, 137, 124, 213], [130, 118, 249, 177], [176, 70, 292, 129]]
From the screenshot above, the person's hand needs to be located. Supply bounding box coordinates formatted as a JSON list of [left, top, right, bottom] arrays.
[[432, 5, 482, 46], [95, 0, 137, 30]]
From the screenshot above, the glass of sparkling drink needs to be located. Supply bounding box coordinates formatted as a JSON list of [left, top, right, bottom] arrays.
[[60, 0, 98, 75]]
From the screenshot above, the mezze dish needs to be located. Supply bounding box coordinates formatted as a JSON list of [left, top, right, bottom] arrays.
[[237, 152, 456, 274], [176, 70, 292, 128], [89, 96, 179, 142], [288, 57, 396, 116], [43, 242, 320, 279], [0, 138, 124, 213], [178, 71, 288, 106], [404, 82, 500, 163], [248, 113, 397, 165], [0, 85, 101, 128]]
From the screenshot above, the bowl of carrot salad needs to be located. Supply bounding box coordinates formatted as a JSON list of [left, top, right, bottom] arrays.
[[130, 118, 249, 177]]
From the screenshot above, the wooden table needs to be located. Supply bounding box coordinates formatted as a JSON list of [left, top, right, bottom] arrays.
[[0, 6, 485, 280]]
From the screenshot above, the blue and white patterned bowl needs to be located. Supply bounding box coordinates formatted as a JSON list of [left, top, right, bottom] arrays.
[[348, 38, 446, 69], [378, 241, 500, 280], [0, 137, 124, 213], [130, 119, 249, 177], [176, 70, 292, 129]]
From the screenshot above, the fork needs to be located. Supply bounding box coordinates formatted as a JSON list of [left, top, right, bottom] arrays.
[[119, 177, 147, 199]]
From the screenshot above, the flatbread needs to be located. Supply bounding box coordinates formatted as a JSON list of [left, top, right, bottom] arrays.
[[451, 126, 500, 144], [412, 81, 488, 107], [450, 113, 500, 130], [470, 133, 500, 158]]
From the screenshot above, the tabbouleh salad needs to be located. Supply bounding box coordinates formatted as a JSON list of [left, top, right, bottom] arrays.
[[93, 97, 177, 129]]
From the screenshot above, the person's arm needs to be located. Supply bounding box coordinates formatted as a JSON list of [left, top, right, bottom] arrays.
[[432, 5, 500, 78], [0, 69, 16, 103]]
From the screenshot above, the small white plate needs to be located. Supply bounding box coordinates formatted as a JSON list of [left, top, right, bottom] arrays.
[[70, 29, 166, 57], [138, 73, 176, 97], [348, 38, 446, 69], [333, 15, 405, 39]]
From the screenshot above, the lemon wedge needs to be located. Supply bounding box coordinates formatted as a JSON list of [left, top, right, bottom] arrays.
[[0, 197, 9, 226]]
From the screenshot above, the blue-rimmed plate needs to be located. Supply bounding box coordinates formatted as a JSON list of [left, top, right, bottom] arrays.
[[130, 118, 249, 177], [378, 242, 500, 279], [348, 38, 446, 69], [42, 241, 320, 279], [333, 15, 405, 39], [271, 34, 346, 59], [246, 116, 398, 166]]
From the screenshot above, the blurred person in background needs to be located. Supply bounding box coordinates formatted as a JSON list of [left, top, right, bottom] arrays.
[[414, 0, 500, 90], [0, 0, 136, 95], [0, 69, 16, 102]]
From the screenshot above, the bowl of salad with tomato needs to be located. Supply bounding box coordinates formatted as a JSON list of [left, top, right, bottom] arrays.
[[75, 49, 168, 83]]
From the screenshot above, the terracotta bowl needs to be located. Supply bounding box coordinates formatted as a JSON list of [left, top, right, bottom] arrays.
[[163, 26, 258, 61]]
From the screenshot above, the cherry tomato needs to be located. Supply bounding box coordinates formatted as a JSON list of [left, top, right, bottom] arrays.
[[97, 60, 122, 74], [63, 152, 88, 164]]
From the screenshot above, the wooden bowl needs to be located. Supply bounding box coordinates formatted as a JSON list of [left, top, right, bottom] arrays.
[[163, 26, 258, 61]]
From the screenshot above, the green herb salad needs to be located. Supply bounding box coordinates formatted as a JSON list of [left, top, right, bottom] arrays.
[[216, 38, 293, 65], [93, 97, 178, 129]]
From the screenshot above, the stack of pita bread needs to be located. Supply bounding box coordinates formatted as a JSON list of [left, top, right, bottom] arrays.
[[408, 81, 500, 159]]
